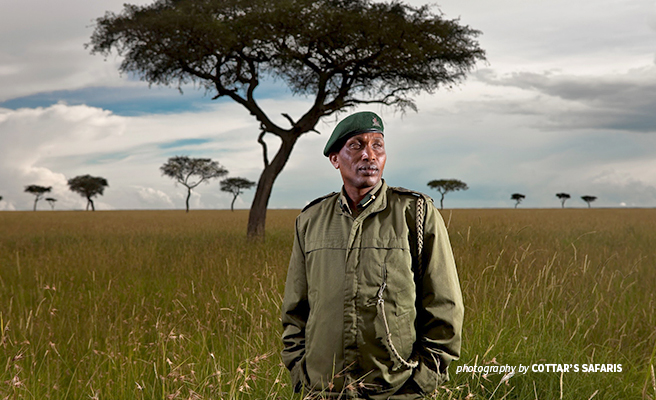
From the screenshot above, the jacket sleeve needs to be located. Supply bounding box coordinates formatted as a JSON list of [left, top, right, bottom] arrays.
[[281, 216, 309, 392], [412, 201, 464, 393]]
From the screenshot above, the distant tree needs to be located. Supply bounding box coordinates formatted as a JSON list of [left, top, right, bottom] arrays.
[[427, 179, 469, 209], [24, 185, 52, 211], [88, 0, 486, 239], [511, 193, 525, 209], [221, 177, 256, 212], [161, 156, 228, 212], [581, 195, 597, 208], [46, 197, 57, 210], [556, 192, 571, 208], [0, 196, 3, 202], [67, 175, 109, 211]]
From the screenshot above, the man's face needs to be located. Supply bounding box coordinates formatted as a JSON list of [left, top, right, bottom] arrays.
[[329, 131, 386, 192]]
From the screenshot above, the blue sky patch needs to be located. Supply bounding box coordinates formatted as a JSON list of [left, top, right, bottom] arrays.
[[159, 138, 213, 149], [0, 86, 216, 116], [0, 78, 294, 116], [87, 151, 133, 165]]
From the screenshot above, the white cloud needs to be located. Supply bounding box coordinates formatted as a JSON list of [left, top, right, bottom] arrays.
[[428, 0, 656, 74], [0, 100, 309, 210], [0, 104, 122, 210], [588, 168, 656, 207], [132, 186, 174, 208], [0, 0, 152, 102]]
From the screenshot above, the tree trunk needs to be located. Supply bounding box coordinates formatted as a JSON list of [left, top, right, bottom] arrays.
[[88, 197, 95, 211], [247, 134, 299, 239], [33, 197, 38, 211], [185, 187, 191, 213], [231, 194, 237, 211]]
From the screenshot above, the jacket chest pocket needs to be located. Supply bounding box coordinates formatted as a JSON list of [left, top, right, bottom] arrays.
[[304, 239, 347, 309]]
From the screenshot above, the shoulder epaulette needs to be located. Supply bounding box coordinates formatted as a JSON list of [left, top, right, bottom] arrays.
[[302, 192, 338, 212], [390, 186, 434, 203]]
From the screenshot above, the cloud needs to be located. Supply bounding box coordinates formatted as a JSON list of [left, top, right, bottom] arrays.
[[475, 66, 656, 133], [0, 104, 123, 210], [0, 99, 311, 211], [132, 186, 175, 208], [0, 0, 154, 102], [587, 168, 656, 207]]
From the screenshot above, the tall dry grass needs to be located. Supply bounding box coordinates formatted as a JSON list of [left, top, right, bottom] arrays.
[[445, 209, 656, 400], [0, 208, 654, 399]]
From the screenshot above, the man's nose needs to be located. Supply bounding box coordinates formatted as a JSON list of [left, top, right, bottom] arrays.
[[361, 144, 376, 160]]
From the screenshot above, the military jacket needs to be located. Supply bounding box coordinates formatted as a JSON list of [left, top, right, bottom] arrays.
[[281, 181, 463, 399]]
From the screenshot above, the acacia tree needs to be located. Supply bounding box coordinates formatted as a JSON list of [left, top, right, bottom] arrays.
[[221, 177, 256, 212], [581, 195, 597, 208], [67, 175, 109, 211], [427, 179, 468, 209], [511, 193, 525, 209], [161, 156, 228, 212], [89, 0, 485, 238], [556, 192, 571, 208], [24, 185, 52, 211], [46, 197, 57, 210]]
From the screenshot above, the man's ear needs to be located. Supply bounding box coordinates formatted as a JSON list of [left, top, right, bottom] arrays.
[[329, 153, 340, 169]]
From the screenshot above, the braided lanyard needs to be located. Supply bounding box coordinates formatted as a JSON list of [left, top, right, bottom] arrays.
[[375, 196, 424, 370]]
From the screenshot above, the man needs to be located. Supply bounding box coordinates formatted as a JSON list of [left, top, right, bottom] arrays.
[[281, 111, 463, 399]]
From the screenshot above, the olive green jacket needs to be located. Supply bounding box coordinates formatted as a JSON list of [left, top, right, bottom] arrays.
[[281, 182, 463, 399]]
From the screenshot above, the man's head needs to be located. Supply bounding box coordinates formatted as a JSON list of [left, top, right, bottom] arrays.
[[325, 112, 386, 193], [323, 111, 384, 157]]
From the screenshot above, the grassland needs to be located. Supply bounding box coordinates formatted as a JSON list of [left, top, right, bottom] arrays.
[[1, 208, 655, 399]]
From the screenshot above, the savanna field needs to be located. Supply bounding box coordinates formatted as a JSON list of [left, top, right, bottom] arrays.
[[1, 209, 655, 399]]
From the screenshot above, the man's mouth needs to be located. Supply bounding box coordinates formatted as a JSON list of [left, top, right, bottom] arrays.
[[358, 165, 379, 175]]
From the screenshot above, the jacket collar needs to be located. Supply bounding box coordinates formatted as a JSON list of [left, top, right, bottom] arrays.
[[337, 180, 387, 218]]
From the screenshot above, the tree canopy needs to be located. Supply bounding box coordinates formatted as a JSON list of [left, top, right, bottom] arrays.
[[24, 185, 52, 211], [221, 177, 256, 211], [67, 175, 109, 211], [89, 0, 485, 237], [161, 156, 228, 212], [427, 179, 468, 209]]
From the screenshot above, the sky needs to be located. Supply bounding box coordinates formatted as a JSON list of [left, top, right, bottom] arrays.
[[1, 0, 656, 211]]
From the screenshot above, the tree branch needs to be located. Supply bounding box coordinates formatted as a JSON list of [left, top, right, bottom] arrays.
[[281, 113, 295, 126], [258, 130, 270, 168]]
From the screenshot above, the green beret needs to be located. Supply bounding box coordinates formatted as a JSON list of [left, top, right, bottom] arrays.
[[323, 111, 384, 156]]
